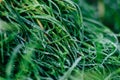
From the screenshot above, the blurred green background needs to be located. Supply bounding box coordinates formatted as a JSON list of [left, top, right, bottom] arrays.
[[81, 0, 120, 33]]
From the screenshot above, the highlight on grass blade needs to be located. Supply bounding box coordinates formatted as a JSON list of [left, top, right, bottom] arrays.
[[0, 20, 20, 33]]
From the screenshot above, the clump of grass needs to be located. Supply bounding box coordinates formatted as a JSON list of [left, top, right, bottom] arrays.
[[0, 0, 119, 80]]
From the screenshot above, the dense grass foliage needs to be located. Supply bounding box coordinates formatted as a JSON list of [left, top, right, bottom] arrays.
[[0, 0, 120, 80]]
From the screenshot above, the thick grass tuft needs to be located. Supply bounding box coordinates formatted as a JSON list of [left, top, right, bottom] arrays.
[[0, 0, 120, 80]]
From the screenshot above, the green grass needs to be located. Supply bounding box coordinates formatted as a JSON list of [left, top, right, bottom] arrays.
[[0, 0, 120, 80]]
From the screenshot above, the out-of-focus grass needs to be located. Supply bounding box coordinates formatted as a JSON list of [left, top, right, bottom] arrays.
[[83, 0, 120, 33], [0, 0, 120, 80], [69, 65, 120, 80]]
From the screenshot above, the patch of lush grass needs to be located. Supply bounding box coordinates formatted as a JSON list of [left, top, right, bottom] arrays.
[[0, 0, 120, 80]]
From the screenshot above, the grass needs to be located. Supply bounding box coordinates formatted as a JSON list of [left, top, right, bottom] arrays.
[[0, 0, 120, 80]]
